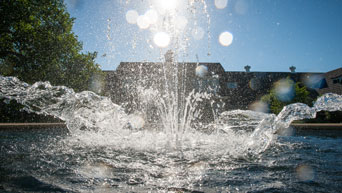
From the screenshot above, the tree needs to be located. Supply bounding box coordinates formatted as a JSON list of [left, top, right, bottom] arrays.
[[0, 0, 104, 122], [0, 0, 102, 92], [261, 78, 314, 114]]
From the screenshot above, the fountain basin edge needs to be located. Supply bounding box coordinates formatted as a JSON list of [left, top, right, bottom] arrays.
[[1, 122, 341, 130]]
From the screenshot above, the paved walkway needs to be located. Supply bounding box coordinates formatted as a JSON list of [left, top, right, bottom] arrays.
[[0, 123, 341, 130]]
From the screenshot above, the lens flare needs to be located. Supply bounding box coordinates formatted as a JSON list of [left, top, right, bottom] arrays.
[[137, 15, 150, 29], [303, 74, 327, 89], [128, 115, 145, 129], [145, 9, 158, 25], [274, 79, 295, 102], [235, 0, 248, 15], [277, 126, 294, 136], [219, 31, 233, 46], [126, 10, 139, 24], [89, 74, 104, 94], [175, 15, 188, 31], [215, 0, 228, 9], [153, 32, 171, 48], [249, 78, 261, 90], [296, 165, 315, 181], [249, 101, 269, 113]]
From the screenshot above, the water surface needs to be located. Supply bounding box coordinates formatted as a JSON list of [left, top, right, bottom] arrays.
[[1, 128, 341, 192]]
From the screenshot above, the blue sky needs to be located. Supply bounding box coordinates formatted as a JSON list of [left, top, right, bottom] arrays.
[[65, 0, 342, 72]]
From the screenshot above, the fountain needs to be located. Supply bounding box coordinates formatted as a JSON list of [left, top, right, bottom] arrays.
[[1, 0, 342, 192], [1, 71, 342, 192]]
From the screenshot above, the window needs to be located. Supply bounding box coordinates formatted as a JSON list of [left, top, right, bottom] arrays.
[[332, 76, 342, 84], [227, 82, 238, 89]]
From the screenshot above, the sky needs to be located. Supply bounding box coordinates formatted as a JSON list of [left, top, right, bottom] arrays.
[[65, 0, 342, 72]]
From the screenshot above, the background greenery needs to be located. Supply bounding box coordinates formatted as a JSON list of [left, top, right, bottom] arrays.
[[0, 0, 103, 122], [261, 78, 342, 123], [261, 79, 314, 115]]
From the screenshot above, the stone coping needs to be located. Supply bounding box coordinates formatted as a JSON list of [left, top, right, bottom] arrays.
[[0, 123, 66, 129], [0, 123, 341, 130], [291, 123, 342, 130]]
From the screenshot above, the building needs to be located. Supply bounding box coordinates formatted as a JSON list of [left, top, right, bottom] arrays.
[[104, 52, 341, 112], [317, 68, 342, 95]]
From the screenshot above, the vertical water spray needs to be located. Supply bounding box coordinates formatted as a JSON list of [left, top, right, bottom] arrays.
[[117, 0, 220, 147]]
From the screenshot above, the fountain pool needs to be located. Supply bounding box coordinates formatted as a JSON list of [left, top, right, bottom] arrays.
[[1, 0, 342, 192], [1, 117, 342, 192], [1, 75, 342, 192]]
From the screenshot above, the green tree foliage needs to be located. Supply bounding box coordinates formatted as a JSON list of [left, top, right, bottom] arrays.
[[0, 0, 104, 122], [261, 78, 314, 114], [0, 0, 102, 92]]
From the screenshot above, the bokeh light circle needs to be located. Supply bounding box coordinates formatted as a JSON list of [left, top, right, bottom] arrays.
[[128, 115, 145, 129], [249, 101, 269, 113], [235, 0, 248, 15], [137, 15, 150, 29], [195, 65, 208, 78], [145, 9, 158, 25], [153, 32, 171, 48], [175, 16, 188, 31], [126, 10, 139, 24], [215, 0, 228, 9], [296, 165, 315, 181], [274, 79, 295, 102], [219, 31, 233, 46], [249, 78, 261, 90]]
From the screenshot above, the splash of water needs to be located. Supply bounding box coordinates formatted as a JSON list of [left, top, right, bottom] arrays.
[[0, 76, 127, 135], [248, 93, 342, 154], [1, 75, 342, 158]]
